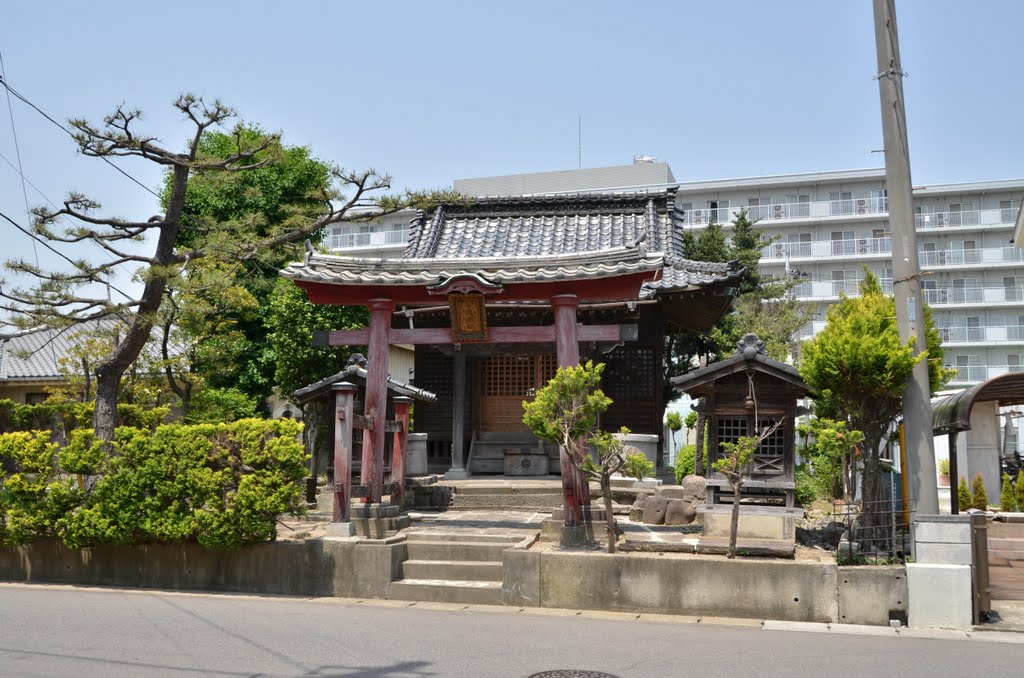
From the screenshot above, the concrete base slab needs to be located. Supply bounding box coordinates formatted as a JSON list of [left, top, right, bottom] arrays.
[[443, 468, 472, 480], [696, 536, 795, 558], [907, 563, 972, 629], [325, 522, 356, 538]]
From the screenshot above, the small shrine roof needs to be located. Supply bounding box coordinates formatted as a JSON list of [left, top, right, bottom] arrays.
[[292, 354, 437, 404], [672, 333, 809, 395]]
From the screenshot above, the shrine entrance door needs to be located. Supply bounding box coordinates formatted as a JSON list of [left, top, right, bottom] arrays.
[[476, 353, 557, 433]]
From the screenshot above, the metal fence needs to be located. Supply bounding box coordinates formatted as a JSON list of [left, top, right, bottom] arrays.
[[832, 496, 914, 565]]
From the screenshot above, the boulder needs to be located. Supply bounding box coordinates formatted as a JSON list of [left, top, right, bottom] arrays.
[[680, 474, 707, 504], [664, 499, 698, 526], [629, 492, 648, 522], [641, 496, 670, 525]]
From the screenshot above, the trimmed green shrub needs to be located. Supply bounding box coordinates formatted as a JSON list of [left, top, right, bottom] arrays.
[[674, 444, 696, 484], [971, 473, 989, 511], [0, 431, 80, 544], [623, 453, 654, 481], [957, 476, 972, 511], [1001, 473, 1017, 512], [794, 465, 817, 507], [938, 458, 950, 475], [1, 419, 306, 549]]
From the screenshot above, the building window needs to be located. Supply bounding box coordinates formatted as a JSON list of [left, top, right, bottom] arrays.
[[830, 191, 853, 216], [25, 392, 49, 405]]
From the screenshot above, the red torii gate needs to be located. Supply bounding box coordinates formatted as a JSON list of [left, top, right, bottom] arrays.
[[295, 270, 652, 541]]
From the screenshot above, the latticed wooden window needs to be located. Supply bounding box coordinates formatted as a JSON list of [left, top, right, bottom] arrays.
[[482, 354, 536, 397], [716, 417, 748, 456], [602, 345, 656, 398], [416, 351, 453, 397], [757, 419, 785, 456]]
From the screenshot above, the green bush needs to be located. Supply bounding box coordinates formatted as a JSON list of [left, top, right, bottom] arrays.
[[938, 458, 950, 475], [1017, 471, 1024, 513], [794, 465, 817, 507], [184, 388, 259, 424], [1001, 473, 1017, 512], [0, 431, 80, 544], [1, 419, 306, 549], [623, 453, 654, 481], [971, 473, 989, 511], [674, 444, 697, 484], [957, 477, 972, 512]]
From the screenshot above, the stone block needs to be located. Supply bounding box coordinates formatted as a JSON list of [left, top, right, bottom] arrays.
[[407, 433, 429, 476], [700, 506, 799, 540], [641, 496, 670, 525], [837, 566, 907, 626], [906, 563, 972, 629], [504, 451, 548, 476], [503, 548, 541, 607], [913, 516, 971, 545], [914, 542, 972, 566], [664, 499, 697, 526]]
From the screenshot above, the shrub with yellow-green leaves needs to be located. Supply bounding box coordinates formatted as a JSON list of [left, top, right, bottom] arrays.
[[1, 419, 306, 549]]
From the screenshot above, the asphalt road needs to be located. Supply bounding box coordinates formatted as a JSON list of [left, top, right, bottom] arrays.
[[0, 583, 1020, 678]]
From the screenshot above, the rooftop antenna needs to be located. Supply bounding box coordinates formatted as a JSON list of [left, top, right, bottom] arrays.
[[577, 113, 582, 169]]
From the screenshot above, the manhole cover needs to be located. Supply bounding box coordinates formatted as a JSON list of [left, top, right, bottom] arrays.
[[529, 672, 622, 678]]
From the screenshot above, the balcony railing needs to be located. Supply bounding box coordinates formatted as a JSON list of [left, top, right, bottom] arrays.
[[678, 196, 887, 225], [922, 285, 1024, 306], [946, 364, 1023, 384], [936, 325, 1024, 344], [762, 236, 891, 260], [918, 247, 1024, 268], [915, 207, 1018, 230], [330, 228, 409, 251], [792, 277, 894, 300]]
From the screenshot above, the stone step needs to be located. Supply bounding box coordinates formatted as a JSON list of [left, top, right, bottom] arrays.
[[387, 579, 503, 605], [449, 493, 565, 511], [989, 548, 1024, 561], [695, 536, 795, 558], [401, 559, 503, 582], [447, 484, 564, 496], [405, 540, 512, 562], [990, 520, 1024, 539], [403, 531, 523, 544]]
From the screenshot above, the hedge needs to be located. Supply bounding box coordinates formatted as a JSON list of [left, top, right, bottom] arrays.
[[0, 418, 306, 549]]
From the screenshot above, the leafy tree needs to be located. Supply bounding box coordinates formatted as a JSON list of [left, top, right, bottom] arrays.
[[623, 452, 654, 481], [1016, 471, 1024, 512], [665, 411, 683, 454], [683, 410, 697, 441], [673, 444, 696, 484], [802, 418, 863, 502], [585, 429, 630, 553], [264, 277, 368, 475], [162, 126, 335, 407], [522, 361, 612, 549], [0, 95, 455, 443], [800, 272, 951, 514]]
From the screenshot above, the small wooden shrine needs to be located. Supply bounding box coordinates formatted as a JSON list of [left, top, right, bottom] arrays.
[[292, 354, 436, 536], [671, 333, 810, 507]]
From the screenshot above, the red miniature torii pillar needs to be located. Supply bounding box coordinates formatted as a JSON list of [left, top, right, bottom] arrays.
[[361, 298, 395, 504], [551, 293, 593, 539]]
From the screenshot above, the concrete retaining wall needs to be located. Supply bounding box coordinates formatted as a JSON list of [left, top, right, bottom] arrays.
[[0, 537, 404, 599], [4, 539, 903, 625]]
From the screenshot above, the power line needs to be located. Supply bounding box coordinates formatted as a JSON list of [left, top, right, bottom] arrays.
[[0, 49, 38, 266], [0, 73, 160, 199], [0, 209, 134, 302]]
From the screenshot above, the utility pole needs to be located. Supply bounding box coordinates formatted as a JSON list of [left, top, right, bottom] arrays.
[[873, 0, 938, 514]]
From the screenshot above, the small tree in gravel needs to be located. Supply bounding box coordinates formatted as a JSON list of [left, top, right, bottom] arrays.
[[1017, 471, 1024, 513], [971, 473, 989, 511], [957, 477, 972, 512], [582, 429, 629, 553], [713, 420, 782, 559], [1001, 473, 1017, 512]]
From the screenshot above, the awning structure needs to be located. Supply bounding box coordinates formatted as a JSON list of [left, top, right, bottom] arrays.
[[931, 372, 1024, 434]]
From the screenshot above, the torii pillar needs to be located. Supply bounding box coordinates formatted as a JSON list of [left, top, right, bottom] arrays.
[[552, 293, 593, 544], [361, 298, 395, 504]]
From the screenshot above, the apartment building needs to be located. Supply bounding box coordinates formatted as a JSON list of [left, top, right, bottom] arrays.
[[326, 163, 1024, 389]]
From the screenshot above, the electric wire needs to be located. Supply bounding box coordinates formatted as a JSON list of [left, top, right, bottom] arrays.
[[0, 50, 39, 266]]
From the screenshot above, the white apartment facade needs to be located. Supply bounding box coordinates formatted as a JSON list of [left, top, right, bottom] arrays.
[[326, 163, 1024, 389]]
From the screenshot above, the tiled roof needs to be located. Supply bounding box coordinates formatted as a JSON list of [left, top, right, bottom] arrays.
[[0, 318, 125, 381], [282, 190, 744, 296], [292, 354, 436, 403]]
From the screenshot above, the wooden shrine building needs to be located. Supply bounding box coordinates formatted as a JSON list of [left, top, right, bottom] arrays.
[[671, 333, 810, 507], [281, 189, 743, 536]]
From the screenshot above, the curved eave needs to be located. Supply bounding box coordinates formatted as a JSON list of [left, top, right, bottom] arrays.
[[932, 372, 1024, 434]]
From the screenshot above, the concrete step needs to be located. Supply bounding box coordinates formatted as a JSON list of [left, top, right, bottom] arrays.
[[450, 493, 565, 511], [405, 540, 512, 562], [447, 483, 564, 496], [990, 520, 1024, 539], [989, 548, 1024, 561], [387, 579, 503, 605], [403, 531, 523, 544], [401, 559, 503, 582]]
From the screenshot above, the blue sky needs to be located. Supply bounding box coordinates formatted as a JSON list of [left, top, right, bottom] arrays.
[[1, 0, 1022, 295]]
